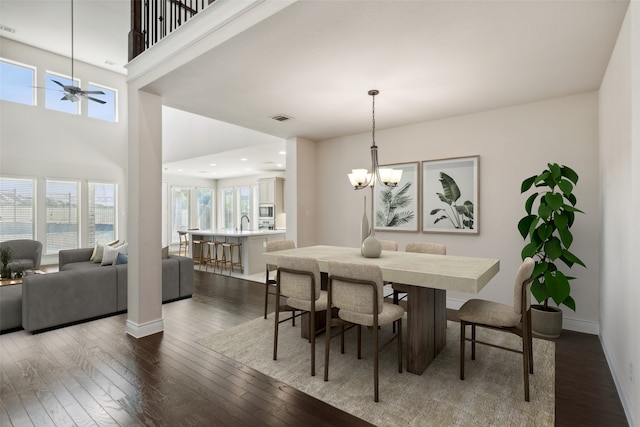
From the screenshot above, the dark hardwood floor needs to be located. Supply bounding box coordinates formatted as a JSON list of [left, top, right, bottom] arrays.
[[0, 270, 628, 426]]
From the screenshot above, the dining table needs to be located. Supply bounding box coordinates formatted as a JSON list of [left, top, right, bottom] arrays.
[[262, 244, 500, 375]]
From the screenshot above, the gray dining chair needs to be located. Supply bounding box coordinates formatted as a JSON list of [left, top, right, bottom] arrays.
[[274, 254, 327, 376], [324, 260, 404, 402], [458, 257, 535, 401], [264, 239, 296, 319]]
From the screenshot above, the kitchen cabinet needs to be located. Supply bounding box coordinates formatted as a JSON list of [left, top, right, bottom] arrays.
[[258, 177, 284, 209]]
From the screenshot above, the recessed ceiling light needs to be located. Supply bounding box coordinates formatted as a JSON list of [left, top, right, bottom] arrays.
[[276, 164, 283, 167], [178, 169, 183, 172], [240, 158, 248, 161], [279, 151, 286, 155], [209, 163, 217, 167]]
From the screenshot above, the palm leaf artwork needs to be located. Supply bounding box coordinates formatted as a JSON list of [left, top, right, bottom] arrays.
[[376, 182, 415, 227], [430, 172, 474, 229]]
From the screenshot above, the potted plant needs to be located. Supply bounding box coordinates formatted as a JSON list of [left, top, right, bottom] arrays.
[[0, 246, 12, 279], [517, 163, 586, 338]]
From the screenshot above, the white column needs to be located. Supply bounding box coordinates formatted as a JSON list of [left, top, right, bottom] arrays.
[[126, 89, 164, 338]]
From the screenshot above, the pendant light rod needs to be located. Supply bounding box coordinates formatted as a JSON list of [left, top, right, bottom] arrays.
[[348, 89, 402, 190], [71, 0, 74, 83]]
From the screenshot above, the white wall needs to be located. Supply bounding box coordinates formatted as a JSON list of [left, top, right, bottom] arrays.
[[287, 137, 317, 248], [599, 3, 639, 425], [316, 92, 601, 333], [0, 38, 128, 264]]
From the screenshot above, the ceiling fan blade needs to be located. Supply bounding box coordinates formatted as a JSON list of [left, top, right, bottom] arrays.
[[82, 90, 105, 95], [87, 96, 107, 104], [52, 80, 65, 89]]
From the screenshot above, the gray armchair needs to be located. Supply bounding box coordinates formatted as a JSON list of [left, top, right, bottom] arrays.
[[0, 239, 43, 272]]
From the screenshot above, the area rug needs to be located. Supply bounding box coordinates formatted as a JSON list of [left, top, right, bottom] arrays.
[[198, 315, 555, 426]]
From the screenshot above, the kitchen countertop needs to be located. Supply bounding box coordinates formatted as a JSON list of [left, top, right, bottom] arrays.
[[186, 229, 286, 237]]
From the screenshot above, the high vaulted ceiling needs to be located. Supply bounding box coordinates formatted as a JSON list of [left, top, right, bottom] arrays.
[[0, 0, 630, 178]]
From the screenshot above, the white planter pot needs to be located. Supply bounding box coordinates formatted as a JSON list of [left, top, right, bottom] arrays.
[[531, 305, 563, 339]]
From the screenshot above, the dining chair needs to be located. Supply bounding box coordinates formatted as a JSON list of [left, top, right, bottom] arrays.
[[274, 254, 327, 376], [264, 239, 296, 319], [379, 239, 398, 303], [392, 242, 446, 304], [458, 257, 535, 401], [324, 260, 404, 402], [379, 240, 398, 251]]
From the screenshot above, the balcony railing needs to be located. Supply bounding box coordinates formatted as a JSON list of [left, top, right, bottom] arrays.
[[129, 0, 215, 61]]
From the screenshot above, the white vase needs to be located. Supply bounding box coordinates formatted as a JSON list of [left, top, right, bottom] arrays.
[[361, 195, 369, 249], [362, 227, 382, 258]]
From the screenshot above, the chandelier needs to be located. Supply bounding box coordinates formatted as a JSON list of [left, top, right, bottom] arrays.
[[348, 90, 402, 189]]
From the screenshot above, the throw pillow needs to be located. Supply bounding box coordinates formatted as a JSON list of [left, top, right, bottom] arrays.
[[115, 252, 128, 265], [90, 239, 119, 263], [101, 245, 119, 266], [91, 242, 106, 263], [113, 242, 128, 255], [162, 245, 169, 259]]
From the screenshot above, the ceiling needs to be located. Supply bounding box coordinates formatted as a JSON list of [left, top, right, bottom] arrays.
[[0, 0, 630, 177]]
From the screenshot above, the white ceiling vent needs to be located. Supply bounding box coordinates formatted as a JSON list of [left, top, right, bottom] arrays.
[[271, 115, 292, 122]]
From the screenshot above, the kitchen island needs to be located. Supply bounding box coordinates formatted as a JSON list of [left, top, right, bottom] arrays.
[[186, 229, 286, 275]]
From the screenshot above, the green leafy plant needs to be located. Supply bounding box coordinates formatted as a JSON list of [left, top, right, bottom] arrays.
[[430, 172, 474, 229], [376, 182, 415, 227], [0, 246, 12, 279], [518, 163, 586, 311]]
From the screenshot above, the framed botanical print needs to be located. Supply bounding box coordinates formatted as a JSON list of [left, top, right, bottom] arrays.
[[422, 156, 479, 234], [373, 162, 420, 232]]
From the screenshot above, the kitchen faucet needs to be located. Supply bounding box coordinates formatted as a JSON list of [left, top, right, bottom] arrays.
[[240, 215, 250, 232]]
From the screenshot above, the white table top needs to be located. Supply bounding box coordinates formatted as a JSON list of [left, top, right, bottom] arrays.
[[262, 245, 500, 294]]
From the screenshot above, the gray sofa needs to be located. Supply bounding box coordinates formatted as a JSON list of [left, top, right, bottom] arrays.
[[20, 248, 194, 333], [0, 239, 42, 272], [0, 239, 43, 333]]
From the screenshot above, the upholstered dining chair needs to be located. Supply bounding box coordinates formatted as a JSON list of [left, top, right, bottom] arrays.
[[392, 242, 446, 304], [274, 255, 327, 376], [379, 240, 398, 251], [324, 261, 404, 402], [458, 257, 535, 401], [264, 239, 296, 319]]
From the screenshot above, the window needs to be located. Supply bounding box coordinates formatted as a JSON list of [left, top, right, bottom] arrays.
[[0, 59, 36, 105], [45, 71, 80, 115], [171, 187, 190, 244], [87, 83, 117, 122], [222, 188, 234, 229], [196, 188, 213, 230], [88, 182, 117, 247], [0, 177, 36, 240], [238, 186, 251, 222], [46, 180, 80, 254]]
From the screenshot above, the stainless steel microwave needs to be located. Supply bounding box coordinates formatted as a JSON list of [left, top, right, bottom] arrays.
[[259, 204, 274, 218]]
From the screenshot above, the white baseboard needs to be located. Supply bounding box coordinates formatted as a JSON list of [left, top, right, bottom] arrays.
[[125, 318, 165, 338], [446, 298, 600, 335], [600, 335, 635, 427]]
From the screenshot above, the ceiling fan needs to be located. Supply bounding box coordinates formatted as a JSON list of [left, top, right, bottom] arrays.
[[52, 0, 106, 104]]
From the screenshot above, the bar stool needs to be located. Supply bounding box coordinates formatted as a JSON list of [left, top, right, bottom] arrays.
[[229, 241, 243, 274], [203, 241, 220, 273], [220, 240, 243, 275], [177, 231, 189, 256]]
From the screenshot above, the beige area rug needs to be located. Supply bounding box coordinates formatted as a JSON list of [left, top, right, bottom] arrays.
[[198, 315, 555, 426]]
